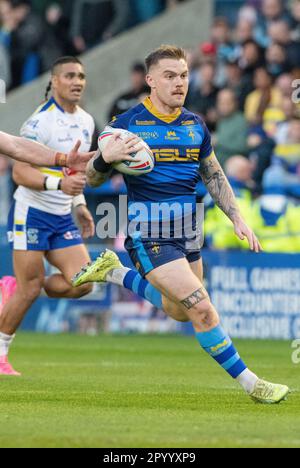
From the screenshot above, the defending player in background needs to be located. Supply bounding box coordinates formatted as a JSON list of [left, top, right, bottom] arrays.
[[73, 45, 289, 404], [0, 57, 95, 376]]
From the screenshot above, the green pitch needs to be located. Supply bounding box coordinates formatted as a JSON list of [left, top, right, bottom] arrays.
[[0, 333, 299, 448]]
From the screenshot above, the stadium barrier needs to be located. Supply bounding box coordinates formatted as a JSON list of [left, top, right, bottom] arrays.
[[1, 232, 299, 339]]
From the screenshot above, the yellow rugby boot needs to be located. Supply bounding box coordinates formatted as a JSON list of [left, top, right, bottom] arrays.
[[250, 379, 290, 404], [72, 250, 123, 287]]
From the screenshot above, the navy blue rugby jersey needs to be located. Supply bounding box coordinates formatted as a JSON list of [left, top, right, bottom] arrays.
[[109, 97, 214, 236]]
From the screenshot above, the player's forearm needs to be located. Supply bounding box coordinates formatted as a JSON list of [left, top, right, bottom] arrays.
[[199, 154, 242, 223], [13, 162, 48, 190], [86, 150, 112, 187], [0, 132, 67, 167], [0, 133, 55, 166]]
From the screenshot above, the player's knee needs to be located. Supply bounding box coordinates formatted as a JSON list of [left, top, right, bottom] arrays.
[[192, 299, 219, 328], [20, 278, 43, 303], [163, 303, 189, 322], [71, 283, 93, 298]]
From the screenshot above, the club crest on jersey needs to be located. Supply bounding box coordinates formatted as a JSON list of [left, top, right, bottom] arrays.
[[188, 130, 195, 142]]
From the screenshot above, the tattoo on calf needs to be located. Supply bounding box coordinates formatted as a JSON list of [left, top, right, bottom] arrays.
[[181, 287, 208, 310]]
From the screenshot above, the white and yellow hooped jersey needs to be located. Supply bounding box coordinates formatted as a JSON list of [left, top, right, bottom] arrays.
[[14, 97, 95, 215]]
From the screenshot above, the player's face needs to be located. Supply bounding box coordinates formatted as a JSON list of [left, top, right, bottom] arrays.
[[146, 59, 189, 110], [52, 63, 86, 104]]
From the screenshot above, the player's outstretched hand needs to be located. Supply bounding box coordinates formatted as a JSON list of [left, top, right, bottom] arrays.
[[233, 217, 263, 253], [66, 140, 95, 172], [61, 173, 87, 196], [75, 205, 95, 238], [102, 133, 143, 164]]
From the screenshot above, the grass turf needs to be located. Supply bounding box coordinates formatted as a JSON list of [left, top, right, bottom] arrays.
[[0, 333, 299, 448]]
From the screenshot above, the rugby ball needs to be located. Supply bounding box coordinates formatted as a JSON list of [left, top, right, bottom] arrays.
[[98, 127, 155, 176]]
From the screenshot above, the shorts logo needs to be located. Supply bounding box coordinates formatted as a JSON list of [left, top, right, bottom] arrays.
[[27, 228, 39, 244], [64, 230, 81, 240], [151, 244, 161, 255]]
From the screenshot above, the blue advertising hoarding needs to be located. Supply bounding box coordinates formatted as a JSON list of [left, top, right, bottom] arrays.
[[1, 228, 300, 339]]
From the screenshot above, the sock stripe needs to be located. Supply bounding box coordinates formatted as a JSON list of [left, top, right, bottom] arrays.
[[227, 359, 247, 378], [123, 270, 138, 290], [222, 353, 241, 371], [213, 344, 237, 365], [132, 274, 142, 295], [138, 278, 148, 299]]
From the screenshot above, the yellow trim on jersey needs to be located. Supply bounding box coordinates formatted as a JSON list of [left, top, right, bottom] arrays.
[[39, 168, 64, 178], [33, 102, 56, 116], [143, 97, 181, 123]]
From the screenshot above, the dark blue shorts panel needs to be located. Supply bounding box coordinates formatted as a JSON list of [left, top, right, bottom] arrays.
[[125, 235, 201, 277], [7, 201, 83, 251]]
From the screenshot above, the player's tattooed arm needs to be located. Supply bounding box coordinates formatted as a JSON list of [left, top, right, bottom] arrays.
[[199, 154, 240, 222], [86, 150, 112, 187], [199, 153, 262, 253]]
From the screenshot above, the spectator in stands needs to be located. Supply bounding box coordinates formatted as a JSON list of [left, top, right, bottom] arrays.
[[211, 17, 236, 62], [265, 42, 290, 78], [255, 0, 292, 47], [44, 3, 76, 56], [185, 61, 219, 132], [245, 67, 282, 126], [238, 39, 265, 90], [108, 62, 149, 120], [1, 0, 43, 87], [70, 0, 130, 53], [223, 58, 254, 110], [0, 0, 61, 88], [263, 117, 300, 201], [276, 72, 294, 99], [214, 88, 249, 167], [235, 17, 255, 46], [290, 0, 300, 41], [268, 20, 300, 69]]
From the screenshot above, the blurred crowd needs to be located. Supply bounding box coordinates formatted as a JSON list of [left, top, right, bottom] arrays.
[[0, 0, 185, 89], [198, 0, 300, 253], [1, 0, 300, 253]]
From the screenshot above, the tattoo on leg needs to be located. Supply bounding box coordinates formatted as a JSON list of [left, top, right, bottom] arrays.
[[181, 287, 208, 310]]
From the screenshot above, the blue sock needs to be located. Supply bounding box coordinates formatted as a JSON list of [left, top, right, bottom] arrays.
[[196, 325, 247, 379], [123, 270, 162, 308]]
